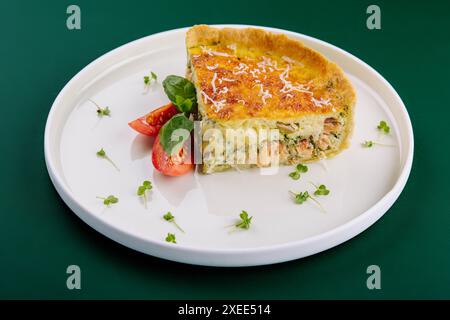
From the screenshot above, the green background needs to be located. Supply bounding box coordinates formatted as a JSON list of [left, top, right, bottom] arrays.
[[1, 0, 449, 299]]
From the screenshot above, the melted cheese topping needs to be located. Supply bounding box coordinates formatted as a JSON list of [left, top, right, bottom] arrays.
[[189, 44, 345, 121]]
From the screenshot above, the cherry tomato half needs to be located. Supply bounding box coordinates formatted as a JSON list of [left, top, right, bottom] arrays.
[[151, 135, 194, 176], [128, 102, 179, 136]]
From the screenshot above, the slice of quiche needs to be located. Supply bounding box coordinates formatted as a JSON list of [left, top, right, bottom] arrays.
[[186, 25, 356, 173]]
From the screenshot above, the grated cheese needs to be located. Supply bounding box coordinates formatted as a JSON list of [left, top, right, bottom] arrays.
[[206, 64, 219, 70], [201, 46, 231, 57], [282, 55, 295, 64], [201, 90, 226, 112], [257, 84, 273, 104], [250, 69, 261, 78], [218, 87, 229, 95], [279, 65, 312, 94], [311, 97, 331, 107], [257, 56, 283, 73], [211, 72, 218, 94], [233, 62, 249, 75]]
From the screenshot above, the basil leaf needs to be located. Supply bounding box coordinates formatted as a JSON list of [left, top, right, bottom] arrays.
[[159, 114, 194, 155], [162, 75, 197, 115]]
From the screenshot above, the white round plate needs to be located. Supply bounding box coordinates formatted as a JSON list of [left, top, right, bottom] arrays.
[[44, 25, 413, 267]]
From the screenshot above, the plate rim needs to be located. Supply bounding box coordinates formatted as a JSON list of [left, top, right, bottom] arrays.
[[44, 24, 414, 266]]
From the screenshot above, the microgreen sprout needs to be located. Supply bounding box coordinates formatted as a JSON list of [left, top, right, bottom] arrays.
[[362, 140, 395, 148], [227, 210, 253, 232], [296, 164, 308, 173], [163, 212, 185, 233], [165, 233, 176, 244], [96, 148, 120, 171], [289, 171, 300, 180], [290, 191, 310, 204], [235, 210, 253, 230], [96, 195, 118, 206], [310, 183, 330, 196], [289, 163, 308, 180], [377, 120, 390, 134], [89, 99, 110, 117], [137, 180, 152, 209], [289, 190, 325, 212], [144, 71, 157, 86]]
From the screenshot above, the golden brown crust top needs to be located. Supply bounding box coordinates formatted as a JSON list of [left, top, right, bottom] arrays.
[[187, 25, 356, 121]]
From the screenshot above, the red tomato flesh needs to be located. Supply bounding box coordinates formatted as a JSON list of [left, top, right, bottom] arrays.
[[152, 135, 193, 176], [128, 102, 179, 136]]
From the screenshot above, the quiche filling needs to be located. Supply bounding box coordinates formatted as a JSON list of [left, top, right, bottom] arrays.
[[186, 26, 355, 173], [199, 115, 345, 173]]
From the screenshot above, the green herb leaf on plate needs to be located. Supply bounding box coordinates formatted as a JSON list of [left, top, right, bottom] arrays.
[[163, 212, 185, 233], [158, 114, 194, 155], [362, 140, 395, 148], [144, 71, 157, 86], [314, 184, 330, 196], [137, 180, 152, 209], [165, 233, 177, 244], [289, 191, 325, 212], [290, 191, 310, 204], [96, 148, 120, 171], [289, 171, 300, 180], [162, 75, 197, 115], [377, 120, 390, 134], [235, 210, 253, 230], [89, 99, 110, 117], [97, 195, 119, 206], [296, 163, 308, 173], [288, 163, 308, 180]]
